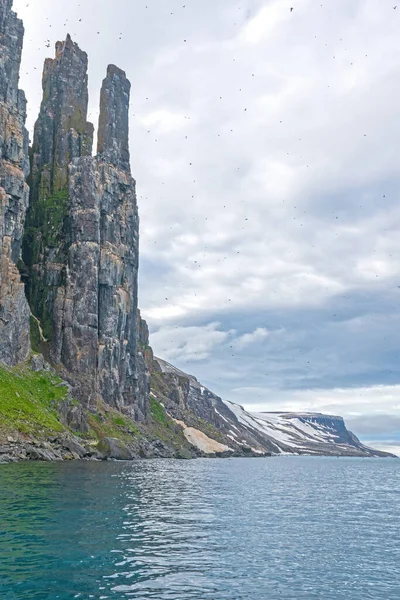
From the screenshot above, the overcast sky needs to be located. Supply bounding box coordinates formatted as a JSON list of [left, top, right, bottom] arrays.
[[13, 0, 400, 453]]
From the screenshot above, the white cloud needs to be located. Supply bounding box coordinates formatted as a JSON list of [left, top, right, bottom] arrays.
[[239, 1, 296, 45], [151, 322, 234, 363], [139, 110, 190, 134], [242, 384, 400, 418], [233, 327, 269, 348]]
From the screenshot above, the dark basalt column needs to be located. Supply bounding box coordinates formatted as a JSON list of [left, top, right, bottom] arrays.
[[0, 0, 31, 365], [97, 64, 131, 171], [22, 35, 94, 361], [64, 65, 143, 417]]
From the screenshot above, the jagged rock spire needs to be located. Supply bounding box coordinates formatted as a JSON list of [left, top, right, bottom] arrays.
[[97, 64, 131, 172], [23, 35, 94, 352], [0, 0, 24, 106], [32, 34, 94, 182]]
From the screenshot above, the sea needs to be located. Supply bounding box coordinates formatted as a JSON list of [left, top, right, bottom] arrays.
[[0, 456, 399, 599]]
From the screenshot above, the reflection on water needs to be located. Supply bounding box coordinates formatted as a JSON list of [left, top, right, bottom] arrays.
[[0, 457, 399, 599]]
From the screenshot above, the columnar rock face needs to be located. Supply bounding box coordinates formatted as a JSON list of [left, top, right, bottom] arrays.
[[95, 66, 140, 415], [97, 65, 131, 171], [23, 35, 94, 352], [23, 37, 145, 418], [0, 0, 30, 365], [62, 64, 143, 417]]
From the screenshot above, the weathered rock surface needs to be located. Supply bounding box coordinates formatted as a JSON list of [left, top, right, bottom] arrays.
[[97, 64, 131, 171], [58, 395, 89, 434], [97, 437, 133, 460], [0, 0, 30, 365], [137, 310, 151, 415], [0, 434, 97, 464], [58, 435, 87, 458], [63, 63, 142, 416], [23, 34, 94, 355]]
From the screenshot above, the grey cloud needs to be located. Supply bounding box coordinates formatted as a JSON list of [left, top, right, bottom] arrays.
[[346, 414, 400, 436]]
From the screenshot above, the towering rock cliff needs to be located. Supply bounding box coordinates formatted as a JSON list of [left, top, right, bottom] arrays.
[[23, 38, 145, 419], [64, 64, 142, 417], [0, 0, 30, 365], [23, 35, 93, 358]]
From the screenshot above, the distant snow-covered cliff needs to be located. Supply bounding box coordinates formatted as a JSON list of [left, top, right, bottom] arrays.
[[153, 357, 395, 458]]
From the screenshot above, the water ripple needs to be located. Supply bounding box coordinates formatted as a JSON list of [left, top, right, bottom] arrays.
[[0, 457, 399, 599]]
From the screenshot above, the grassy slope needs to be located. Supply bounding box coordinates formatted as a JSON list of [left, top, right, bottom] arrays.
[[0, 365, 68, 437]]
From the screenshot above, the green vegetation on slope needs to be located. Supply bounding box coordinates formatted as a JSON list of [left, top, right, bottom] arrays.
[[148, 395, 193, 457], [22, 173, 70, 342], [0, 364, 69, 436], [86, 403, 139, 443], [0, 364, 142, 444], [150, 395, 168, 425]]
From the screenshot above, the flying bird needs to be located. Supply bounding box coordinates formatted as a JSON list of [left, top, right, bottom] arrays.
[[290, 6, 294, 11]]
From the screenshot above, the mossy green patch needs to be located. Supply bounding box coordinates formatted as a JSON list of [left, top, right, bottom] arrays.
[[150, 396, 168, 425], [87, 404, 139, 443], [146, 396, 191, 452], [0, 365, 69, 437], [31, 188, 69, 248], [22, 181, 69, 341]]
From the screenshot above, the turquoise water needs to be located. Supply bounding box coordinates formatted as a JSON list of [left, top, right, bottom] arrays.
[[0, 457, 399, 599]]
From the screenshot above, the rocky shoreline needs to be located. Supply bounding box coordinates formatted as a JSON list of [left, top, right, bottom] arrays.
[[0, 434, 262, 464]]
